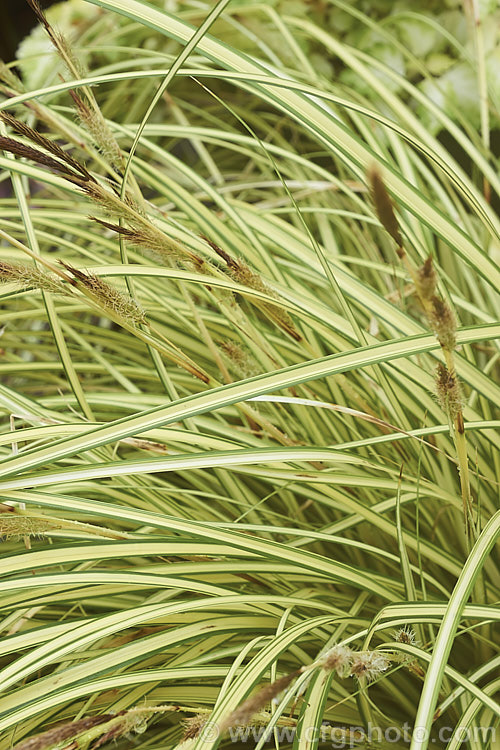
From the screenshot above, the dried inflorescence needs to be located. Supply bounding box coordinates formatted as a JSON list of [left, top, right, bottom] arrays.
[[26, 0, 88, 80], [213, 644, 396, 742], [204, 236, 301, 340], [219, 340, 259, 378], [320, 645, 389, 683], [367, 166, 471, 517], [13, 716, 114, 750], [368, 165, 402, 248], [68, 89, 124, 171], [429, 295, 457, 351], [26, 0, 125, 172], [391, 627, 425, 676], [218, 671, 299, 734], [319, 644, 353, 678], [392, 627, 417, 646], [416, 255, 437, 301], [0, 260, 66, 295], [349, 651, 390, 683], [91, 215, 195, 265], [435, 363, 463, 421], [13, 706, 160, 750], [0, 111, 93, 182], [60, 262, 146, 326], [181, 714, 210, 741], [0, 515, 58, 540]]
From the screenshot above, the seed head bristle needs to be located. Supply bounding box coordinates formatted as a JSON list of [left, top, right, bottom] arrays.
[[91, 216, 195, 265], [229, 258, 271, 294], [0, 516, 57, 540], [83, 183, 133, 221], [200, 235, 238, 268], [226, 259, 300, 338], [393, 627, 417, 646], [219, 340, 259, 378], [0, 261, 66, 294], [60, 262, 146, 326]]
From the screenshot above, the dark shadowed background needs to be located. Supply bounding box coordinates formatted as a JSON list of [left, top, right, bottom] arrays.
[[1, 0, 60, 62]]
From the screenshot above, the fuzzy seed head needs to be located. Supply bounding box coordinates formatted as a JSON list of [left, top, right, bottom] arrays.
[[13, 716, 113, 750], [320, 644, 353, 678], [0, 261, 66, 295], [230, 258, 272, 295], [429, 296, 456, 350], [349, 651, 390, 683], [435, 363, 463, 421], [84, 183, 132, 220], [393, 627, 417, 646], [69, 89, 123, 170], [61, 263, 146, 326], [91, 216, 195, 265], [0, 516, 57, 540], [88, 276, 146, 326], [26, 0, 90, 85], [219, 341, 259, 378], [182, 714, 208, 741], [229, 260, 301, 339]]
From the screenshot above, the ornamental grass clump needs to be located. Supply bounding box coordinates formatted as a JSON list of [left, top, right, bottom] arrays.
[[0, 1, 498, 749]]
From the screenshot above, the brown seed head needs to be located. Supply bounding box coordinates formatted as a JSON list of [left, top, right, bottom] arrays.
[[60, 262, 146, 326], [0, 134, 86, 185], [200, 235, 237, 268], [13, 716, 113, 750], [0, 111, 94, 182], [69, 89, 123, 170], [219, 671, 299, 734], [429, 296, 456, 350], [435, 363, 463, 421], [368, 165, 402, 247], [182, 714, 209, 741], [416, 255, 437, 300], [393, 627, 417, 646], [349, 651, 390, 683]]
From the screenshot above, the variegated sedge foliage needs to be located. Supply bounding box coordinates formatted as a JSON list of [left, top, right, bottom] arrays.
[[0, 2, 498, 750]]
